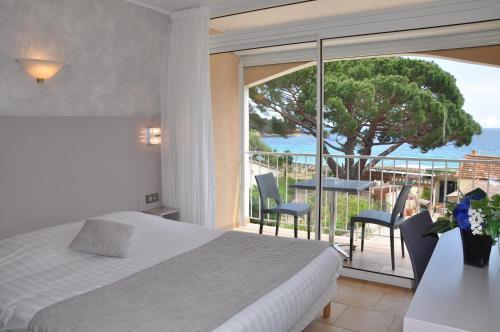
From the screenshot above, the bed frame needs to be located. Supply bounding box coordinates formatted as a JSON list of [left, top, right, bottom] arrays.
[[323, 303, 331, 318]]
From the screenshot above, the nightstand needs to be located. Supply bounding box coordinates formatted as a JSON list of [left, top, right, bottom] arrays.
[[143, 206, 180, 221]]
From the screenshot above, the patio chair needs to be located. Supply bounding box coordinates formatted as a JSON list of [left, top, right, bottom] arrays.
[[349, 184, 412, 270], [255, 173, 311, 239], [399, 211, 438, 288]]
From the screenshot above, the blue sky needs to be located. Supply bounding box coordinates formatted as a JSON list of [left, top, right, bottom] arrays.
[[412, 56, 500, 128]]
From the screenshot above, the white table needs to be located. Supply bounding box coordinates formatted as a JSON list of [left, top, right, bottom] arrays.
[[404, 228, 500, 332]]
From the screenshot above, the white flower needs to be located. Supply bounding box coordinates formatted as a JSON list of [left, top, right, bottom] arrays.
[[468, 208, 485, 236]]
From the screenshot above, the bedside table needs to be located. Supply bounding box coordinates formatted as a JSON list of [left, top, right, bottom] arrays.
[[143, 206, 180, 221]]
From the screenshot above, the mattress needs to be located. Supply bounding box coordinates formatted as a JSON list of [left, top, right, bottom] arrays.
[[0, 211, 341, 332]]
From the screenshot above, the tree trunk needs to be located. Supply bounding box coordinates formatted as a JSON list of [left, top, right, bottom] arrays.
[[360, 143, 404, 177], [322, 143, 404, 180]]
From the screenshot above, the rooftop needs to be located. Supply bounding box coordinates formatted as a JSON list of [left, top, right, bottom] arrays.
[[459, 151, 500, 180]]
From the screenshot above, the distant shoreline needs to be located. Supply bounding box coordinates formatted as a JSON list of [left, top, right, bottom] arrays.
[[261, 128, 500, 159], [259, 133, 301, 138]]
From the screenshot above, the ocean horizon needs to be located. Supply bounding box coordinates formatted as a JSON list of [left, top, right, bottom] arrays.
[[261, 128, 500, 163]]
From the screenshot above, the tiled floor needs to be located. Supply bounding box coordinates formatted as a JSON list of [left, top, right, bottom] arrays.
[[339, 233, 414, 279], [235, 223, 414, 279], [303, 277, 414, 332]]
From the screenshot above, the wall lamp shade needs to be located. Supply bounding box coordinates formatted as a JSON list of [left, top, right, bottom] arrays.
[[146, 128, 161, 145], [16, 58, 64, 83]]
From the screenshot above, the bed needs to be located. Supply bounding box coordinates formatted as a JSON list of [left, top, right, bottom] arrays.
[[0, 211, 342, 332]]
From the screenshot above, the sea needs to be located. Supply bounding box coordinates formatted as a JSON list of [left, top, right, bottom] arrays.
[[262, 128, 500, 165]]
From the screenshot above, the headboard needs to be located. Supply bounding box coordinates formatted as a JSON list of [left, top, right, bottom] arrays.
[[0, 115, 161, 239]]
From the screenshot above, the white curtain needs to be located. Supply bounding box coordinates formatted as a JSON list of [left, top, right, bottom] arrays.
[[160, 6, 215, 228]]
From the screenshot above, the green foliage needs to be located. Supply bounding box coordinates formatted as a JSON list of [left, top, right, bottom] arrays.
[[270, 117, 296, 136], [249, 111, 272, 134], [470, 194, 500, 242], [249, 129, 272, 152], [423, 218, 455, 236], [424, 200, 460, 236], [421, 187, 431, 201], [250, 109, 296, 136], [250, 57, 482, 175], [424, 193, 500, 243]]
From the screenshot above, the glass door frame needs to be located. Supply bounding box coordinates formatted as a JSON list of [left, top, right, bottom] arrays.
[[314, 37, 324, 240], [239, 22, 500, 240], [312, 23, 500, 241]]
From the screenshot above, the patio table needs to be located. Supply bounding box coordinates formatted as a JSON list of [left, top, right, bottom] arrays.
[[290, 178, 375, 258]]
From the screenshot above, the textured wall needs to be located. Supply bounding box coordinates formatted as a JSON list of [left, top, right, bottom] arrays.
[[0, 0, 169, 117], [0, 1, 167, 238]]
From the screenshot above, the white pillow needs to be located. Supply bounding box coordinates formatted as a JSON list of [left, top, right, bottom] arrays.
[[69, 219, 134, 258]]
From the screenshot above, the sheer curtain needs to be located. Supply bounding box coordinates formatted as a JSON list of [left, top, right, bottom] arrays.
[[160, 6, 215, 228]]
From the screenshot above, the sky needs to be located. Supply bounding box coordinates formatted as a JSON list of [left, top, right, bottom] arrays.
[[411, 56, 500, 128]]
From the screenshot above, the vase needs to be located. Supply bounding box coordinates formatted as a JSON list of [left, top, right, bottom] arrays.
[[460, 229, 493, 268]]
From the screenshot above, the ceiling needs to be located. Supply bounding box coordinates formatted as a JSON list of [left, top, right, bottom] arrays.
[[234, 20, 500, 68], [210, 0, 436, 32], [124, 0, 224, 14], [124, 0, 304, 15], [125, 0, 437, 29]]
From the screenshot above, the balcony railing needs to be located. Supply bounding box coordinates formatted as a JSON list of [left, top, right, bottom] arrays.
[[246, 151, 500, 239]]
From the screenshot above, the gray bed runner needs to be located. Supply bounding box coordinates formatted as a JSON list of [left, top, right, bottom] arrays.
[[29, 231, 330, 332]]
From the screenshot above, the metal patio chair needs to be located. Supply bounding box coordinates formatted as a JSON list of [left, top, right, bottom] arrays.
[[255, 173, 311, 239], [349, 184, 412, 270]]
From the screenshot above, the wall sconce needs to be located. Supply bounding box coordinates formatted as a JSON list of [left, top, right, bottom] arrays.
[[16, 58, 64, 83], [146, 128, 161, 145]]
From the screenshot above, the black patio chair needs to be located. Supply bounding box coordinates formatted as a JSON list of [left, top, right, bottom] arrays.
[[255, 173, 311, 239], [349, 184, 412, 270], [400, 211, 439, 288]]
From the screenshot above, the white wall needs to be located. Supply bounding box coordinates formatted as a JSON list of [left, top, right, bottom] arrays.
[[0, 0, 168, 117], [0, 0, 168, 239]]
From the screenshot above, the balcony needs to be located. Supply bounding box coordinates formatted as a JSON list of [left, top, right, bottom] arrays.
[[238, 151, 500, 280]]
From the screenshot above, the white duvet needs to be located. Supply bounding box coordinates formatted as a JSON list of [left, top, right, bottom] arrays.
[[0, 211, 340, 332]]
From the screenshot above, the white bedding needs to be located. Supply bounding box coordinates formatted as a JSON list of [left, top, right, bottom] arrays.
[[0, 211, 341, 332]]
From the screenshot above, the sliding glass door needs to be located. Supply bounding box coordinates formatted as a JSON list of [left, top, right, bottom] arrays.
[[241, 42, 322, 240], [233, 19, 500, 279], [319, 27, 500, 276]]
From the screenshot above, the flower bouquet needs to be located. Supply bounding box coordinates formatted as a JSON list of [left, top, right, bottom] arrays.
[[425, 189, 500, 268]]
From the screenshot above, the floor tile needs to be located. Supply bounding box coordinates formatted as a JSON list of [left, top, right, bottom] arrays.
[[315, 302, 347, 325], [335, 306, 395, 332], [334, 286, 383, 310], [363, 282, 409, 296], [304, 280, 413, 332], [378, 265, 414, 279], [336, 276, 366, 289], [350, 250, 392, 265], [388, 316, 404, 332], [374, 293, 412, 317], [303, 321, 354, 332], [391, 257, 414, 269], [344, 259, 383, 271]]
